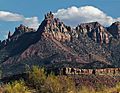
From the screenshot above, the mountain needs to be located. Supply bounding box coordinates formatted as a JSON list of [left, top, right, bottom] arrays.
[[0, 12, 120, 77], [75, 22, 112, 44], [107, 21, 120, 39]]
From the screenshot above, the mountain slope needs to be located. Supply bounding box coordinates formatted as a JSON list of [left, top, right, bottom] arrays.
[[0, 12, 120, 77]]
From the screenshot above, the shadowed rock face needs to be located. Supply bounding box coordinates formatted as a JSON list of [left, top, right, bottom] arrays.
[[13, 24, 36, 36], [107, 21, 120, 39], [0, 12, 120, 77], [0, 25, 37, 50]]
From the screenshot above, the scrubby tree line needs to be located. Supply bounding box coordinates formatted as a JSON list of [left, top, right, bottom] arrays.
[[0, 66, 120, 93]]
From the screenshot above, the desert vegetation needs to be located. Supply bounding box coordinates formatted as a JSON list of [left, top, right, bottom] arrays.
[[0, 66, 120, 93]]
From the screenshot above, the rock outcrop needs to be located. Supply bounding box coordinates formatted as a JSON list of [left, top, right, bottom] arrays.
[[76, 22, 112, 44], [0, 25, 36, 50], [13, 24, 35, 36], [42, 12, 71, 42], [62, 67, 120, 75], [107, 21, 120, 39]]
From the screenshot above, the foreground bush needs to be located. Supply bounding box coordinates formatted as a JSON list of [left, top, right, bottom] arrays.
[[28, 66, 76, 93], [77, 84, 120, 93], [3, 80, 31, 93], [44, 74, 76, 93], [28, 66, 46, 92]]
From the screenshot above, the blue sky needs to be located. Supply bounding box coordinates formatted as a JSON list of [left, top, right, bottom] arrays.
[[0, 0, 120, 40]]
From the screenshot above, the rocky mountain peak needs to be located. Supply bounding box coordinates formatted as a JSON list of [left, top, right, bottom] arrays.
[[13, 24, 36, 36], [76, 22, 111, 44], [0, 25, 36, 49], [108, 21, 120, 38], [38, 11, 71, 42], [112, 21, 120, 25]]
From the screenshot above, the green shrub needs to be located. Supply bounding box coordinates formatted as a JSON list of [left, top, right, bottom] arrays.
[[28, 66, 76, 93], [59, 76, 76, 93], [44, 74, 76, 93], [4, 80, 31, 93], [28, 66, 46, 92], [44, 73, 63, 93], [78, 86, 96, 93]]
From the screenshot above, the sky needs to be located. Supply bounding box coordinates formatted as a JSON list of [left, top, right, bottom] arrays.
[[0, 0, 120, 40]]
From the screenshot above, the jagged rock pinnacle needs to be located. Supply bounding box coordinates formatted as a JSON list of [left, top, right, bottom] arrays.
[[38, 11, 71, 42], [108, 21, 120, 39], [76, 22, 111, 44]]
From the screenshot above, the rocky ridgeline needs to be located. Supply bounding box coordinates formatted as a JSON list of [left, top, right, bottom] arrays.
[[1, 12, 120, 47], [40, 12, 120, 46], [13, 24, 35, 35], [75, 22, 112, 45], [0, 24, 36, 49], [42, 12, 71, 42], [107, 21, 120, 39]]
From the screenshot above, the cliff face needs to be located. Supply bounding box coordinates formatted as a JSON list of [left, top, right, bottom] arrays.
[[76, 22, 112, 44], [107, 21, 120, 39], [40, 12, 71, 42], [0, 12, 120, 77]]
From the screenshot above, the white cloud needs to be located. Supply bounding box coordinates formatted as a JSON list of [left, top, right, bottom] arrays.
[[0, 6, 120, 30], [24, 17, 40, 29], [0, 11, 24, 21], [54, 6, 120, 27], [0, 11, 39, 29]]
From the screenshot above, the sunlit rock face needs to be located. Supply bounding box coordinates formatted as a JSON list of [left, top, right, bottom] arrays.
[[42, 12, 71, 42], [76, 22, 112, 44], [108, 21, 120, 39]]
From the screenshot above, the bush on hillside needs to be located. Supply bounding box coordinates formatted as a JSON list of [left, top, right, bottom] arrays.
[[3, 80, 31, 93], [28, 66, 76, 93]]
